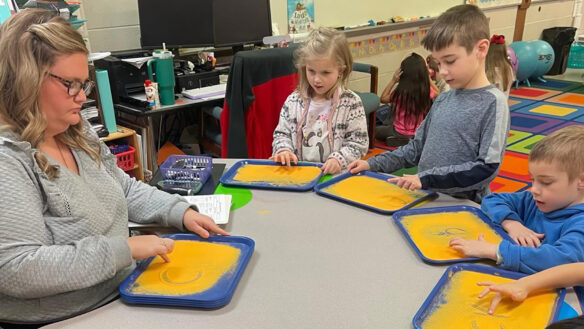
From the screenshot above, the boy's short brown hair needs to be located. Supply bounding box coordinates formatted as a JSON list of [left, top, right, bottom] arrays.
[[529, 125, 584, 181], [421, 4, 489, 53]]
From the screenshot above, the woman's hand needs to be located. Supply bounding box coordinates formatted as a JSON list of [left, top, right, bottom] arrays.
[[126, 235, 174, 262], [269, 150, 298, 168], [321, 158, 341, 175], [183, 208, 229, 238]]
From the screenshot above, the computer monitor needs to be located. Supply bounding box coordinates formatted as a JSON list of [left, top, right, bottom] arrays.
[[137, 0, 214, 49], [212, 0, 272, 48]]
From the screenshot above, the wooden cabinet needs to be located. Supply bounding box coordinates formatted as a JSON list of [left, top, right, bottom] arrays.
[[101, 125, 144, 181]]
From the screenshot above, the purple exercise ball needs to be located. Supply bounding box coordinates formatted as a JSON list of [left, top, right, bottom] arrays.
[[506, 46, 518, 73]]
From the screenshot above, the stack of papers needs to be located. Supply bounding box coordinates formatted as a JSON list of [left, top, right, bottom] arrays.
[[184, 194, 232, 224], [182, 84, 226, 100]]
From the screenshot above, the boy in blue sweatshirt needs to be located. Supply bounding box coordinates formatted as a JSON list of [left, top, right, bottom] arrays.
[[450, 125, 584, 274], [347, 4, 510, 203]]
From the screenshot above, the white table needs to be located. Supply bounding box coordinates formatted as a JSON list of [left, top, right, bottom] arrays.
[[44, 160, 580, 329]]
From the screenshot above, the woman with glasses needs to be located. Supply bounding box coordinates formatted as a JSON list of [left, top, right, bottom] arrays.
[[0, 9, 227, 327]]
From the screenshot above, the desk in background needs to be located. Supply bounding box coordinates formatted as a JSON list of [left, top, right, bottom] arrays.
[[42, 159, 580, 329], [115, 90, 224, 171]]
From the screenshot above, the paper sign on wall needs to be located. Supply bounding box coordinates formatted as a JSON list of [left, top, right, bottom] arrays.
[[287, 0, 314, 34]]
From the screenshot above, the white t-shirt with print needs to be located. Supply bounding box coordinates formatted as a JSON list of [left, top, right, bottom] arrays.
[[301, 98, 332, 163]]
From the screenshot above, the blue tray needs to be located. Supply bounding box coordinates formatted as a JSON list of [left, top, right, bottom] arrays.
[[314, 171, 436, 214], [119, 233, 254, 308], [413, 263, 565, 329], [219, 159, 322, 191], [392, 205, 513, 264]]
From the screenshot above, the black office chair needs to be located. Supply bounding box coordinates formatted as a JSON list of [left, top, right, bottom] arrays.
[[352, 62, 380, 149]]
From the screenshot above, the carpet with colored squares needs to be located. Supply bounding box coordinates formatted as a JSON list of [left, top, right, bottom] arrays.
[[364, 78, 584, 193]]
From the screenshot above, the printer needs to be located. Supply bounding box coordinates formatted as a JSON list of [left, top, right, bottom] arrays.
[[93, 49, 152, 106]]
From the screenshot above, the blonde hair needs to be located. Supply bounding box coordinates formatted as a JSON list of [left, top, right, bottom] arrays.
[[421, 4, 489, 53], [529, 125, 584, 181], [0, 8, 101, 179], [486, 42, 513, 93], [294, 26, 353, 99]]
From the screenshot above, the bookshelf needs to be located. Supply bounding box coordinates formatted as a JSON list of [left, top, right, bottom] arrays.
[[101, 125, 144, 181]]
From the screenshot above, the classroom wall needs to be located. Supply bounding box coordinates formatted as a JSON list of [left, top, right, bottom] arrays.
[[347, 0, 578, 94], [80, 0, 578, 94]]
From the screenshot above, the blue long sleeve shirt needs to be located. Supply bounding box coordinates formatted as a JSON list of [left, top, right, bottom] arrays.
[[482, 191, 584, 274]]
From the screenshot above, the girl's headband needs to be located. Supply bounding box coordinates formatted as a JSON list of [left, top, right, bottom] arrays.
[[490, 34, 505, 44]]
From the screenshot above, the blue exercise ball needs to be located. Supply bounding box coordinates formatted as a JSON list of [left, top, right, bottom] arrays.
[[530, 40, 555, 78], [509, 41, 538, 82]]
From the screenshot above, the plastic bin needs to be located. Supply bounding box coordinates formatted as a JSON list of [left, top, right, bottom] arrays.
[[541, 27, 577, 75], [567, 41, 584, 69], [159, 154, 212, 183], [115, 146, 136, 171]]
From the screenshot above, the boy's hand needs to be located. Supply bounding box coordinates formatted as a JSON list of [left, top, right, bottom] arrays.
[[269, 150, 298, 168], [321, 158, 341, 175], [449, 233, 497, 260], [501, 219, 545, 247], [476, 280, 530, 314], [388, 174, 421, 190], [346, 160, 370, 173]]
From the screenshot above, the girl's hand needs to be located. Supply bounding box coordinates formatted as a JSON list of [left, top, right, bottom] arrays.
[[388, 174, 421, 190], [183, 208, 229, 238], [477, 280, 530, 314], [321, 158, 341, 175], [346, 160, 370, 174], [392, 69, 402, 82], [501, 219, 545, 247], [269, 150, 298, 168], [126, 235, 175, 262], [449, 233, 497, 259]]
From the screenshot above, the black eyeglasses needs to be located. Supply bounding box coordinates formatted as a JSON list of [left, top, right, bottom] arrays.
[[47, 72, 94, 96]]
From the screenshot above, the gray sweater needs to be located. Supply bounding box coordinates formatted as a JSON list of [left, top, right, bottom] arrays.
[[0, 123, 192, 323], [366, 85, 510, 203]]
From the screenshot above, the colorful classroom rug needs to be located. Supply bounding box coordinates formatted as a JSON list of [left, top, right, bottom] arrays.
[[509, 86, 562, 100], [368, 77, 584, 193]]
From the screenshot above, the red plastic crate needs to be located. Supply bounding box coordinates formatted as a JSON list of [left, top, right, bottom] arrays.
[[115, 145, 135, 171]]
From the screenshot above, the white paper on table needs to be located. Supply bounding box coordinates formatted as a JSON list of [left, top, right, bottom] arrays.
[[184, 194, 232, 224]]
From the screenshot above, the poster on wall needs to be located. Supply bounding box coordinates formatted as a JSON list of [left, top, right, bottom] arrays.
[[287, 0, 314, 34], [465, 0, 521, 9]]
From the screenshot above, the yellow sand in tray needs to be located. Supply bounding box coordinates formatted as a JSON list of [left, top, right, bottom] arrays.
[[232, 164, 321, 186], [400, 211, 502, 260], [421, 270, 557, 329], [131, 240, 241, 295], [322, 175, 427, 211]]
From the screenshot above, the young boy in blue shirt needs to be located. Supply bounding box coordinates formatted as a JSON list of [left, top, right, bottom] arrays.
[[450, 125, 584, 274], [347, 4, 510, 203]]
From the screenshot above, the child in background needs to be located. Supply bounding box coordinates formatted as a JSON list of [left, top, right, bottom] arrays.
[[450, 125, 584, 273], [486, 34, 514, 97], [271, 27, 369, 174], [347, 4, 510, 203], [376, 53, 433, 147], [426, 55, 450, 94]]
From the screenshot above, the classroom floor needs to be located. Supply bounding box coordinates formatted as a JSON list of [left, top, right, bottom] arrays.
[[365, 70, 584, 193]]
